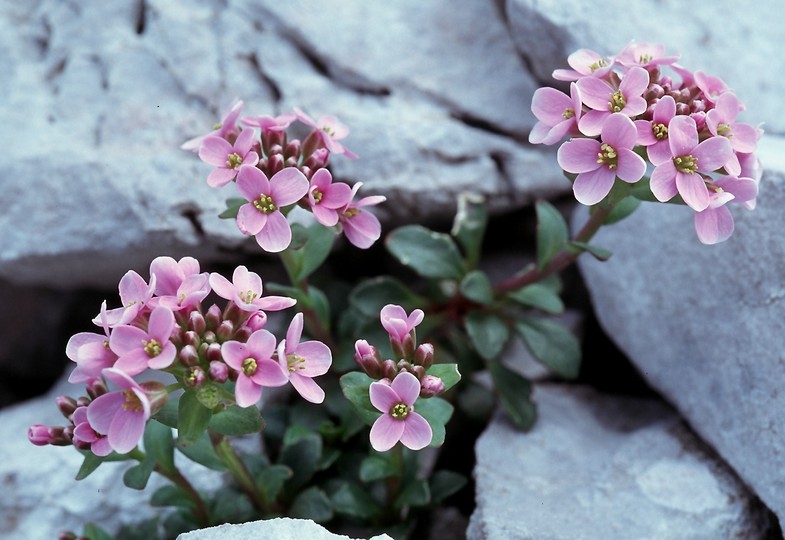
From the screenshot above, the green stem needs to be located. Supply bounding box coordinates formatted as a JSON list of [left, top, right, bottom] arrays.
[[384, 444, 404, 521], [494, 203, 615, 295], [210, 431, 270, 514]]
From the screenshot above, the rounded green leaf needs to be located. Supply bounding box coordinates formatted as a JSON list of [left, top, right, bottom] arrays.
[[536, 200, 568, 271], [464, 311, 510, 360], [386, 225, 465, 279], [488, 361, 537, 431], [460, 270, 494, 304], [507, 283, 564, 314], [514, 317, 581, 379]]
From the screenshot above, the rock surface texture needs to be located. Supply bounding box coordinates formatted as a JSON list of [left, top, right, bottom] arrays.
[[468, 384, 771, 540], [177, 517, 393, 540], [578, 137, 785, 530]]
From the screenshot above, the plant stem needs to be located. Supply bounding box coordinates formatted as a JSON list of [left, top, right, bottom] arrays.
[[210, 431, 270, 514], [154, 464, 211, 527], [384, 444, 404, 521], [495, 203, 615, 295]]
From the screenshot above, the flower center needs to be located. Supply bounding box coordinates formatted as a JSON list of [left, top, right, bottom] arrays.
[[390, 402, 410, 420], [121, 389, 144, 412], [286, 354, 306, 372], [639, 53, 652, 64], [226, 153, 244, 169], [343, 207, 360, 219], [242, 357, 257, 376], [241, 289, 258, 304], [312, 188, 324, 204], [674, 155, 699, 174], [652, 123, 668, 140], [717, 123, 733, 137], [321, 126, 336, 137], [608, 90, 626, 113], [596, 143, 618, 170], [589, 58, 608, 72], [143, 339, 162, 357], [562, 108, 575, 120], [253, 194, 277, 214]]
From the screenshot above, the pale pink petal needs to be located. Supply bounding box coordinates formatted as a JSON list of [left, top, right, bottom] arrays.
[[294, 341, 332, 376], [653, 95, 676, 123], [255, 211, 292, 253], [531, 87, 573, 124], [602, 113, 637, 150], [369, 415, 405, 452], [87, 393, 125, 434], [320, 183, 354, 209], [113, 350, 151, 376], [539, 120, 576, 146], [668, 116, 698, 157], [198, 136, 232, 166], [207, 167, 237, 188], [312, 204, 339, 227], [237, 204, 267, 236], [147, 342, 176, 370], [715, 177, 758, 202], [285, 313, 304, 352], [619, 67, 650, 99], [622, 96, 647, 117], [647, 140, 672, 165], [236, 165, 270, 200], [290, 373, 326, 404], [221, 341, 248, 371], [370, 381, 400, 413], [247, 329, 277, 358], [615, 149, 646, 183], [695, 205, 734, 244], [270, 168, 310, 206], [577, 110, 609, 137], [66, 332, 106, 361], [148, 306, 175, 341], [343, 211, 381, 249], [399, 412, 433, 450], [109, 325, 147, 356], [577, 77, 613, 110], [118, 271, 150, 306], [209, 273, 235, 301], [391, 371, 421, 405], [235, 376, 262, 407], [730, 123, 760, 154], [149, 257, 182, 296], [251, 358, 290, 387], [255, 295, 297, 311], [234, 127, 257, 154], [108, 406, 147, 454], [573, 167, 617, 206], [693, 136, 733, 173], [650, 161, 679, 202], [232, 266, 262, 295], [676, 172, 710, 211], [557, 139, 601, 174]]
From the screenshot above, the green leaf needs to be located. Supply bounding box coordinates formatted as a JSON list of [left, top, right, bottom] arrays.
[[604, 195, 641, 224], [451, 191, 488, 269], [339, 372, 381, 426], [279, 429, 322, 491], [294, 223, 336, 282], [209, 404, 264, 436], [289, 487, 334, 523], [536, 200, 568, 271], [153, 396, 179, 428], [394, 479, 430, 509], [75, 452, 105, 481], [144, 419, 175, 473], [629, 176, 658, 202], [425, 363, 461, 392], [430, 470, 468, 504], [82, 523, 113, 540], [177, 391, 213, 446], [416, 397, 453, 447], [349, 276, 423, 318], [464, 311, 510, 360], [386, 224, 465, 280], [123, 455, 156, 490], [175, 432, 227, 471], [308, 285, 331, 330], [514, 317, 581, 379], [568, 241, 612, 261], [210, 488, 255, 524], [329, 481, 381, 520], [150, 485, 194, 510], [459, 270, 493, 305], [489, 361, 537, 431], [359, 455, 397, 482], [218, 198, 246, 219], [255, 464, 293, 506], [194, 383, 225, 410], [507, 283, 564, 314]]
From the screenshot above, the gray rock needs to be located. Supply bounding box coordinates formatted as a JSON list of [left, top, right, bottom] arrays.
[[0, 0, 564, 289], [468, 384, 770, 540], [577, 135, 785, 529], [507, 0, 785, 133], [177, 517, 393, 540]]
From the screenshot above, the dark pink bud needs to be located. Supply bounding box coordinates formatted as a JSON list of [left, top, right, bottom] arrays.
[[245, 311, 268, 332], [207, 342, 223, 363], [76, 396, 91, 408], [645, 83, 664, 101], [268, 154, 284, 175], [300, 165, 313, 179], [184, 366, 207, 388], [205, 304, 222, 330], [691, 111, 707, 130], [202, 330, 217, 344], [304, 148, 330, 170], [691, 99, 706, 113], [420, 375, 445, 398], [415, 343, 434, 369], [382, 359, 398, 380], [354, 339, 384, 378], [216, 320, 235, 341], [48, 426, 72, 446], [284, 140, 301, 160], [411, 365, 426, 379], [184, 330, 201, 348], [56, 396, 78, 419], [284, 156, 298, 169], [188, 310, 207, 334], [676, 102, 690, 115], [179, 344, 199, 366], [268, 143, 284, 156], [140, 381, 168, 415], [232, 325, 252, 343], [28, 424, 52, 446], [659, 76, 673, 91], [85, 378, 108, 400], [209, 360, 229, 383]]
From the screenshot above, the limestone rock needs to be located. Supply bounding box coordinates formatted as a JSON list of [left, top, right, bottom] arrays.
[[468, 384, 771, 539], [177, 517, 393, 540]]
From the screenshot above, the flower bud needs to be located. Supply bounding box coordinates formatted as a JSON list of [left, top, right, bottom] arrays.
[[284, 156, 298, 169], [184, 330, 201, 348], [202, 330, 217, 344], [205, 304, 222, 330], [28, 424, 52, 446], [675, 102, 690, 115], [382, 359, 399, 380], [184, 366, 206, 388], [304, 148, 330, 170], [268, 143, 283, 156], [410, 365, 426, 380], [179, 344, 200, 366], [76, 396, 91, 408], [244, 311, 268, 332], [415, 343, 434, 369], [691, 99, 706, 113], [233, 325, 252, 343], [85, 378, 108, 400], [284, 140, 301, 160], [207, 342, 223, 363], [209, 360, 229, 383], [354, 339, 384, 378], [140, 381, 168, 416], [188, 310, 207, 334], [268, 153, 284, 175], [300, 165, 313, 179], [48, 426, 72, 446], [691, 111, 707, 131], [419, 375, 445, 398], [56, 396, 78, 419], [216, 320, 235, 341], [645, 83, 664, 101]]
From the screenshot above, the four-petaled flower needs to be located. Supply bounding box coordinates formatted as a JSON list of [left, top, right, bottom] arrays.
[[181, 99, 244, 152], [577, 66, 649, 136], [380, 304, 424, 344], [235, 165, 310, 252], [67, 301, 117, 383], [277, 313, 332, 404], [209, 265, 296, 313], [110, 306, 177, 376], [97, 270, 156, 327], [294, 107, 358, 159], [199, 128, 260, 188], [338, 182, 386, 249], [222, 329, 289, 407], [529, 83, 583, 145], [552, 48, 614, 82], [307, 168, 354, 227], [149, 256, 211, 311], [694, 176, 758, 245], [369, 371, 433, 452]]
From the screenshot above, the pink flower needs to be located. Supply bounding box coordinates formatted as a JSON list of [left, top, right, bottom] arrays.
[[209, 265, 296, 313], [241, 112, 296, 132], [529, 83, 582, 145], [68, 301, 118, 383], [557, 113, 646, 206], [222, 329, 289, 407], [650, 115, 734, 211], [149, 256, 210, 311], [28, 424, 54, 446], [110, 306, 177, 376], [86, 369, 160, 455], [369, 371, 432, 452], [98, 271, 156, 327], [199, 128, 260, 188], [635, 95, 676, 164], [307, 168, 353, 226], [235, 165, 309, 252], [380, 304, 424, 344], [706, 92, 762, 174], [338, 182, 386, 249], [694, 176, 758, 244], [695, 71, 728, 104], [72, 405, 112, 455], [615, 42, 679, 69], [277, 313, 332, 404], [577, 66, 650, 136], [552, 48, 614, 82], [294, 107, 358, 159], [181, 99, 244, 152]]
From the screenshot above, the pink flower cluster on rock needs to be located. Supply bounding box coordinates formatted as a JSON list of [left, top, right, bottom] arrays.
[[531, 42, 763, 244]]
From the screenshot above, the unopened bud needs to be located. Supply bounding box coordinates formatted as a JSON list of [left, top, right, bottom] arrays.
[[659, 76, 673, 92], [202, 330, 217, 344], [410, 365, 426, 379], [140, 381, 168, 415], [48, 426, 72, 446], [382, 359, 399, 380], [268, 143, 283, 156], [245, 311, 268, 331], [645, 83, 664, 101], [209, 360, 229, 383], [188, 310, 207, 334], [284, 156, 298, 169], [184, 330, 201, 348], [268, 153, 284, 175], [205, 304, 223, 330], [415, 343, 434, 369], [207, 342, 223, 363], [233, 325, 252, 343], [304, 148, 330, 169], [216, 320, 235, 341], [300, 165, 313, 179], [354, 339, 384, 378], [419, 375, 445, 398], [85, 378, 108, 400], [28, 424, 52, 446], [56, 396, 78, 419], [179, 344, 200, 366], [691, 99, 706, 113], [284, 140, 301, 160], [184, 366, 207, 388], [675, 102, 690, 115], [76, 396, 91, 408], [691, 111, 707, 130]]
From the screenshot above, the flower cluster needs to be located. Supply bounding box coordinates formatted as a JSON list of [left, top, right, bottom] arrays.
[[354, 305, 443, 452], [530, 42, 763, 244], [184, 101, 385, 251], [29, 256, 331, 456]]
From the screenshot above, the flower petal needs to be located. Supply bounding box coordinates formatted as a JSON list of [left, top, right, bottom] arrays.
[[572, 167, 616, 206], [557, 138, 601, 174], [270, 168, 310, 206], [693, 136, 733, 173], [198, 136, 232, 166], [108, 405, 148, 454], [235, 376, 262, 407], [695, 205, 734, 244], [290, 373, 326, 404], [236, 165, 270, 201], [390, 371, 421, 405], [668, 116, 698, 157], [87, 393, 124, 434], [370, 381, 400, 413], [285, 313, 304, 352], [255, 211, 292, 253], [615, 149, 646, 183], [649, 161, 678, 202], [342, 210, 381, 249], [400, 412, 433, 450], [676, 172, 710, 211], [251, 358, 289, 387], [294, 341, 332, 376], [369, 415, 405, 452]]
